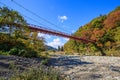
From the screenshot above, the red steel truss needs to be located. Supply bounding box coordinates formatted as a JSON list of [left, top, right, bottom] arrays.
[[5, 23, 95, 43], [28, 24, 95, 43]]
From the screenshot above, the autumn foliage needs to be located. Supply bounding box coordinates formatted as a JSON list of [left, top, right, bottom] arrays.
[[64, 6, 120, 56]]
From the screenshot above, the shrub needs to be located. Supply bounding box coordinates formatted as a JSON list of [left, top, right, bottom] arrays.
[[9, 48, 19, 55], [65, 52, 73, 55], [0, 51, 9, 55], [41, 59, 49, 65], [21, 49, 38, 57], [39, 52, 49, 58], [0, 43, 11, 51], [8, 47, 38, 58], [10, 66, 65, 80], [18, 49, 27, 56]]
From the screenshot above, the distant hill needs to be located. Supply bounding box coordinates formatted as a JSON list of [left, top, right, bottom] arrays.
[[45, 45, 57, 51], [64, 6, 120, 56]]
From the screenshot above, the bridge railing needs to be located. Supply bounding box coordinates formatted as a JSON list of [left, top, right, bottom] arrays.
[[27, 23, 71, 36], [5, 22, 94, 43]]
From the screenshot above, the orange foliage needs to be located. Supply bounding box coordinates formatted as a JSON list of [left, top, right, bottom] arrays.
[[81, 30, 93, 39], [104, 10, 120, 29], [91, 28, 105, 41], [97, 43, 103, 47]]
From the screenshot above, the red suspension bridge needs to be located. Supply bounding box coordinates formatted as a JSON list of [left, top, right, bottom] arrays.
[[28, 23, 95, 43], [1, 22, 95, 43], [7, 22, 95, 43]]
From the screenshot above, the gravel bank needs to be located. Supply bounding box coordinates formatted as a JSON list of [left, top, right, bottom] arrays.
[[0, 55, 42, 79], [49, 55, 120, 80], [0, 55, 120, 80]]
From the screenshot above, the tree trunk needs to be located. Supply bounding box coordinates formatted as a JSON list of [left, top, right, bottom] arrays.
[[9, 26, 12, 42], [93, 43, 106, 56]]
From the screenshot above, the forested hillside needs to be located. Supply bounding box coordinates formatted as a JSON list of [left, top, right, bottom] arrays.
[[64, 6, 120, 56], [0, 7, 45, 57]]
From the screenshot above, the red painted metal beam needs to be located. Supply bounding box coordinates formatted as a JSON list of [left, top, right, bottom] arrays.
[[28, 24, 95, 43], [5, 23, 95, 43]]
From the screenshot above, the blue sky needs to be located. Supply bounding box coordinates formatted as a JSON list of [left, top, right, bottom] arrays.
[[0, 0, 120, 48]]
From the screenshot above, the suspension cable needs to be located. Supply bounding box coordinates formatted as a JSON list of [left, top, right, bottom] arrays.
[[11, 0, 71, 33]]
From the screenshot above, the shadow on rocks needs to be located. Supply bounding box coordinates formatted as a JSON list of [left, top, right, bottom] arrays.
[[48, 56, 93, 66], [0, 62, 10, 68]]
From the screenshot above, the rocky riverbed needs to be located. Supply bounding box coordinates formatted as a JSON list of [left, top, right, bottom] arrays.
[[0, 55, 120, 80], [49, 55, 120, 80], [0, 55, 42, 79]]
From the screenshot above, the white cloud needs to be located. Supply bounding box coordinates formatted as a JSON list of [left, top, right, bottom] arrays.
[[58, 15, 68, 23], [64, 38, 69, 41], [38, 33, 51, 39], [72, 30, 75, 33], [47, 38, 64, 49]]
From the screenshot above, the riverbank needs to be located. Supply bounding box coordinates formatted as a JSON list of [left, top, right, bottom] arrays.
[[49, 55, 120, 80], [0, 55, 42, 79], [0, 55, 120, 80]]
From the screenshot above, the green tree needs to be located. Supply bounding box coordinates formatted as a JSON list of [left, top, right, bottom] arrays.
[[0, 7, 27, 41], [58, 46, 61, 51]]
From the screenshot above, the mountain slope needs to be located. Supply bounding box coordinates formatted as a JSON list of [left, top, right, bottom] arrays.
[[45, 45, 57, 51], [64, 6, 120, 56]]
